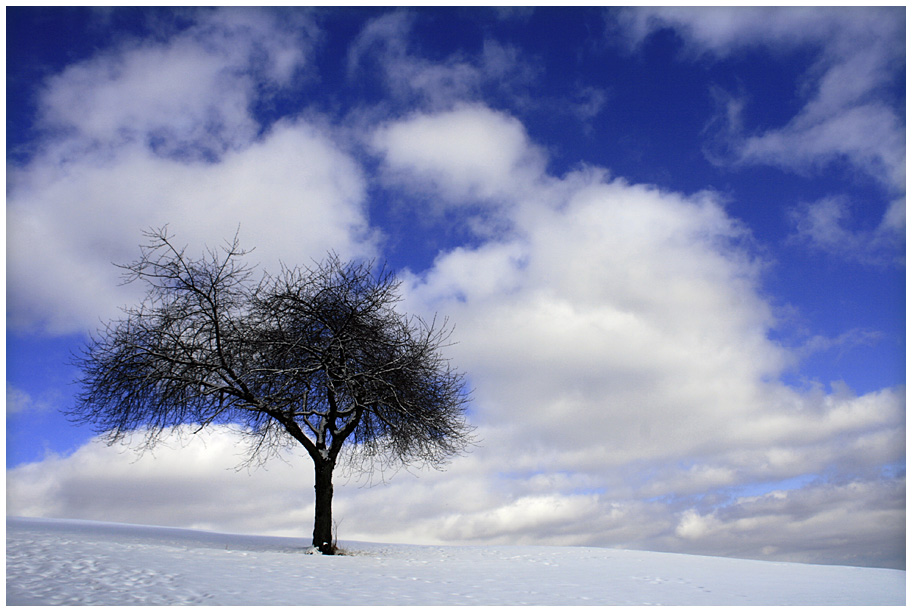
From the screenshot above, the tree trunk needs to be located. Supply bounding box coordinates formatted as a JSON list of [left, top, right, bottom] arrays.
[[313, 458, 336, 554]]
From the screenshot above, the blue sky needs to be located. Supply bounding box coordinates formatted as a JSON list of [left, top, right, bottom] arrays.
[[6, 7, 905, 569]]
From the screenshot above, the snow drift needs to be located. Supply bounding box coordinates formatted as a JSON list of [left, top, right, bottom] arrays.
[[6, 517, 904, 605]]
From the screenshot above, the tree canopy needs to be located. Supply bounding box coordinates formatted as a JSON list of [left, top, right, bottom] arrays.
[[70, 228, 474, 553]]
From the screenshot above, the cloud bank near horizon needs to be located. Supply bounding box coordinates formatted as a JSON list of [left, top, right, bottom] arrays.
[[6, 7, 905, 570]]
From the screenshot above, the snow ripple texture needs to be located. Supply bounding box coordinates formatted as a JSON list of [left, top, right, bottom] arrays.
[[6, 517, 904, 605]]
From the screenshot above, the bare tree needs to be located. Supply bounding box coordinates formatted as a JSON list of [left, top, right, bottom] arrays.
[[69, 227, 473, 554]]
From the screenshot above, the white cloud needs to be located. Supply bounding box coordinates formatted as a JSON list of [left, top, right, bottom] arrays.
[[8, 120, 375, 334], [788, 196, 904, 265], [616, 7, 837, 58], [347, 11, 537, 111], [346, 11, 413, 78], [616, 7, 905, 259], [675, 508, 719, 540], [666, 479, 905, 567], [569, 86, 608, 123], [7, 422, 904, 567], [372, 105, 548, 208], [739, 102, 905, 195], [36, 8, 317, 163], [6, 426, 317, 536], [379, 105, 904, 563], [440, 493, 602, 543], [6, 386, 57, 415], [7, 9, 374, 335], [405, 188, 903, 478]]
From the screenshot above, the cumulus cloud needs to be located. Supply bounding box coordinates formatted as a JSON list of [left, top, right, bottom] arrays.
[[379, 105, 904, 565], [396, 189, 902, 485], [372, 105, 548, 208], [8, 120, 375, 334], [8, 9, 375, 334], [36, 8, 318, 162]]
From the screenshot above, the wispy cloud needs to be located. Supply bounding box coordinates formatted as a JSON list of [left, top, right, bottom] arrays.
[[614, 7, 905, 261], [7, 386, 58, 415], [788, 196, 905, 265], [347, 10, 538, 112]]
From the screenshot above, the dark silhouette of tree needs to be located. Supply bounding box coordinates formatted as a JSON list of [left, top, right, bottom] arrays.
[[69, 227, 474, 554]]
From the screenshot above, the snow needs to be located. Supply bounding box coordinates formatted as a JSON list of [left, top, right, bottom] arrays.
[[6, 517, 904, 605]]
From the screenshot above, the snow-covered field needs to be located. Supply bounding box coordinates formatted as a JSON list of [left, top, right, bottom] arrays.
[[6, 517, 904, 605]]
